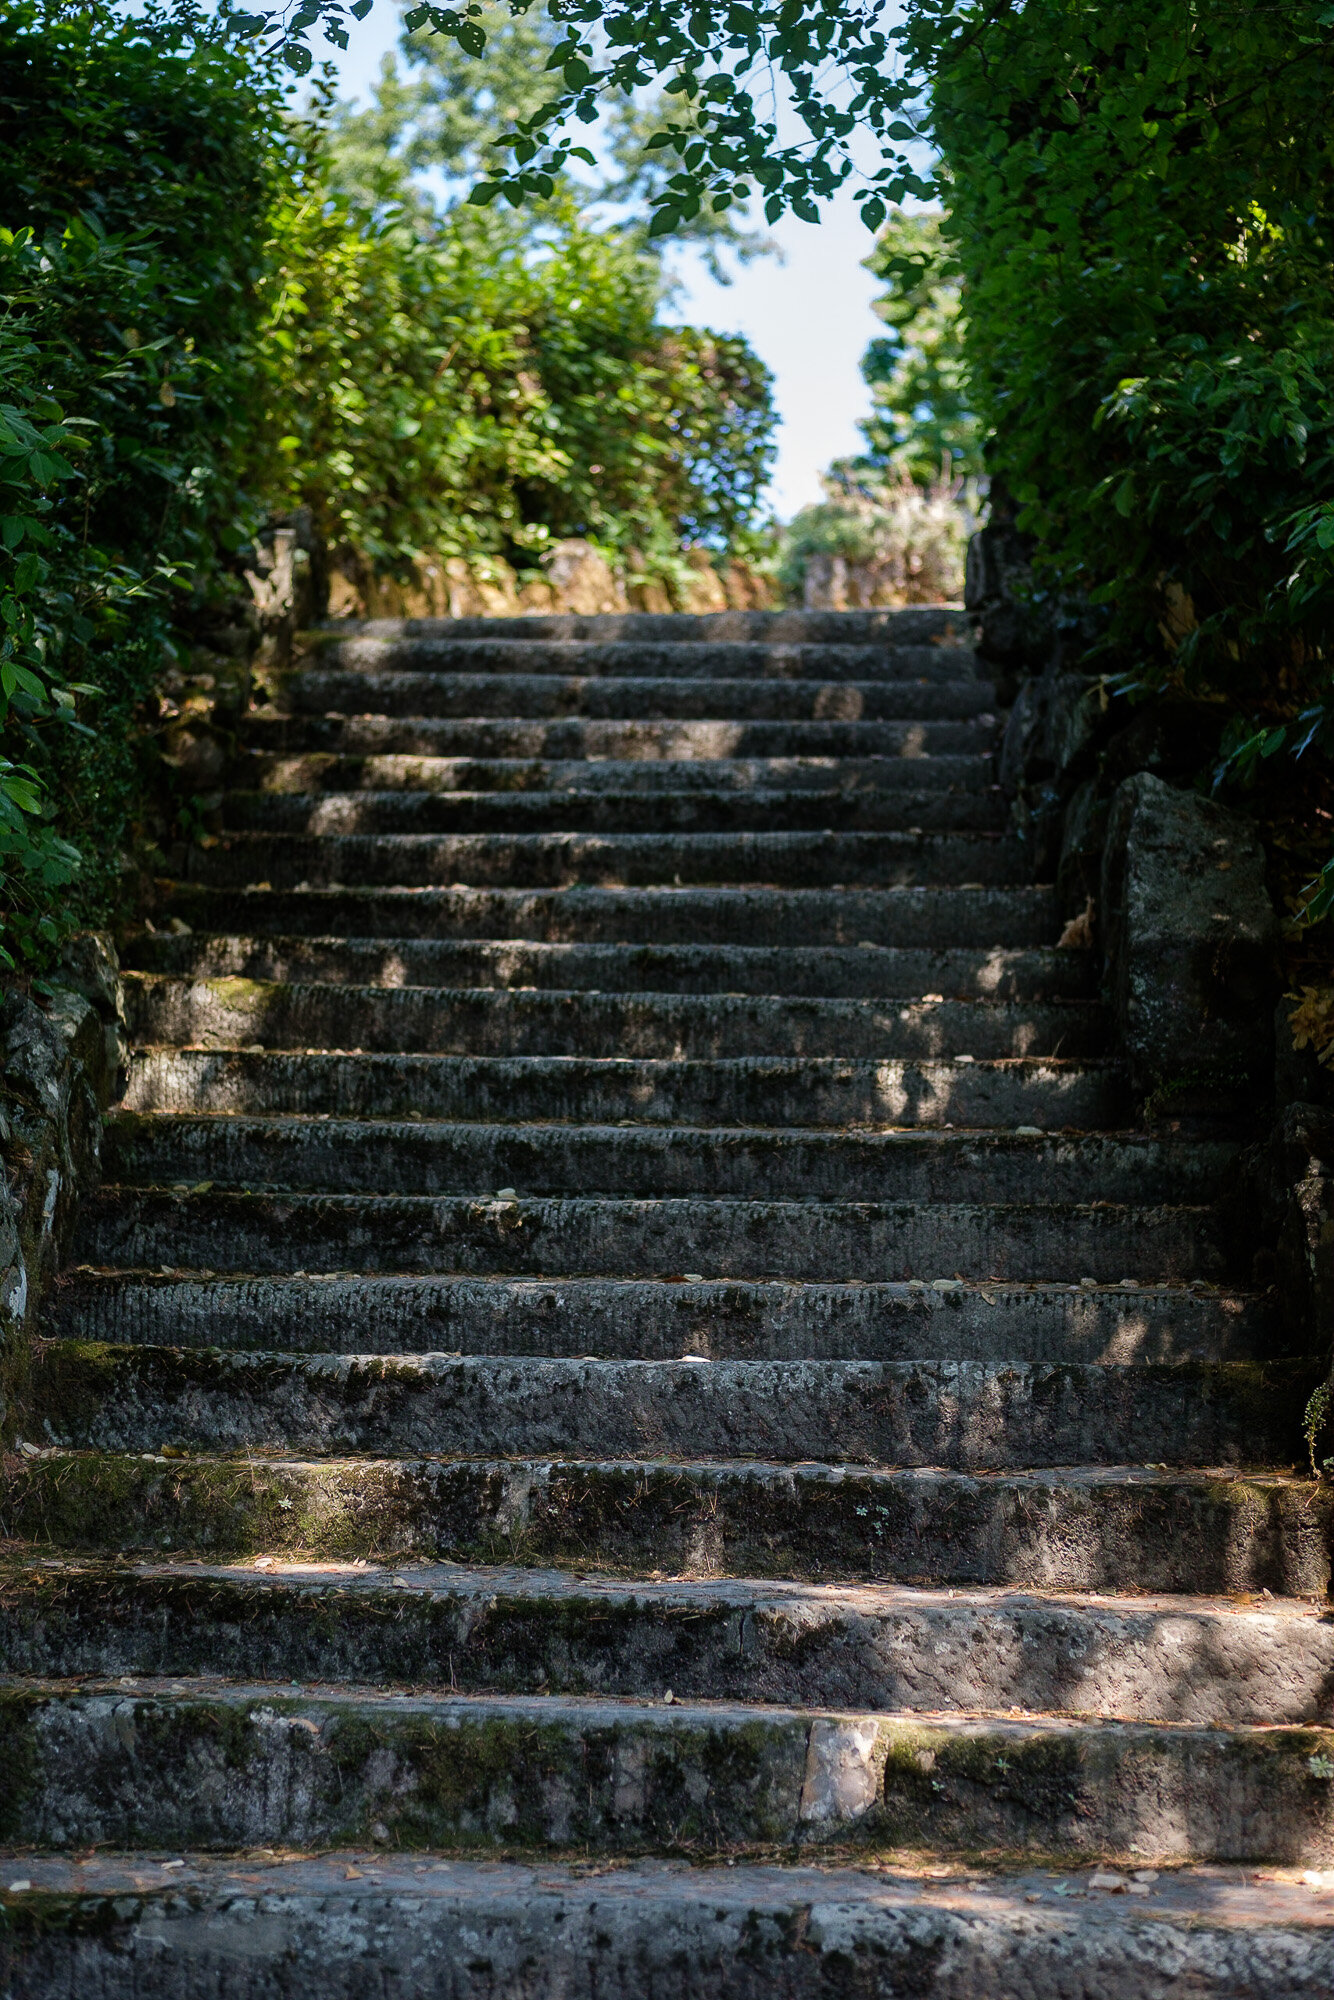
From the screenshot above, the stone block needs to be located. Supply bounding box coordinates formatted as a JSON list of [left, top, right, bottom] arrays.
[[1101, 772, 1280, 1110]]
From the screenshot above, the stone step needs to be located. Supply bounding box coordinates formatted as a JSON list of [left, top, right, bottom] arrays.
[[4, 1454, 1329, 1590], [4, 1854, 1332, 1999], [123, 982, 1105, 1061], [103, 1121, 1226, 1206], [73, 1188, 1223, 1282], [2, 1677, 1332, 1861], [176, 828, 1030, 892], [125, 935, 1099, 1003], [269, 674, 997, 724], [329, 605, 968, 644], [4, 1562, 1329, 1724], [305, 635, 982, 683], [243, 712, 997, 760], [50, 1274, 1279, 1366], [241, 750, 998, 795], [29, 1345, 1313, 1467], [158, 883, 1061, 948], [223, 786, 1010, 835], [121, 1052, 1123, 1127]]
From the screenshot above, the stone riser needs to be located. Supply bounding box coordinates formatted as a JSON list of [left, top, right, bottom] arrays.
[[240, 751, 998, 795], [50, 1275, 1278, 1367], [29, 1347, 1314, 1466], [223, 788, 1010, 835], [311, 639, 980, 681], [159, 884, 1060, 948], [3, 1681, 1333, 1861], [102, 1121, 1229, 1207], [6, 1858, 1334, 2000], [5, 1565, 1330, 1724], [120, 1053, 1124, 1127], [177, 829, 1029, 892], [124, 982, 1100, 1059], [273, 675, 996, 723], [6, 1456, 1325, 1595], [125, 937, 1096, 1003], [73, 1189, 1224, 1283]]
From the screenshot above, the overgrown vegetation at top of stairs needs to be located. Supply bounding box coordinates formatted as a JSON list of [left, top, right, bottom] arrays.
[[0, 4, 778, 977]]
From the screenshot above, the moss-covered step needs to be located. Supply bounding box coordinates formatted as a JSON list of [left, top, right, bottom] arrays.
[[122, 979, 1101, 1058], [4, 1562, 1333, 1725], [271, 669, 996, 727], [48, 1274, 1279, 1367], [122, 932, 1097, 1004], [26, 1346, 1317, 1468], [222, 785, 1009, 836], [2, 1679, 1333, 1859], [177, 827, 1024, 894], [3, 1457, 1330, 1594], [120, 1052, 1124, 1129], [102, 1122, 1225, 1207], [4, 1855, 1334, 2000], [236, 748, 998, 795], [72, 1190, 1224, 1283], [307, 632, 980, 681], [157, 880, 1060, 949], [241, 713, 1002, 768]]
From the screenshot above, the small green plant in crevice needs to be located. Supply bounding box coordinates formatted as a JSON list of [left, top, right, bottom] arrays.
[[1303, 1378, 1332, 1480]]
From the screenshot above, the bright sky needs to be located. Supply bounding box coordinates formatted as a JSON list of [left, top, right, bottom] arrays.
[[323, 8, 887, 520]]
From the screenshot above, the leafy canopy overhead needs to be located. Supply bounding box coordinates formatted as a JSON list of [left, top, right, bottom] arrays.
[[330, 0, 773, 279], [231, 0, 962, 229]]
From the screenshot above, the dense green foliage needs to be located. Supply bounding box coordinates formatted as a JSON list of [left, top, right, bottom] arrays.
[[261, 93, 775, 575], [13, 0, 1334, 934], [0, 7, 284, 966], [0, 6, 776, 966], [851, 208, 981, 489], [330, 0, 772, 280], [931, 0, 1334, 914]]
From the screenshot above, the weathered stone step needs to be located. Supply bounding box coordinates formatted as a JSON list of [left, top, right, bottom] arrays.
[[4, 1454, 1330, 1591], [121, 1052, 1122, 1128], [31, 1345, 1312, 1467], [270, 673, 997, 724], [307, 635, 981, 683], [2, 1677, 1332, 1861], [4, 1854, 1332, 2000], [223, 785, 1009, 835], [159, 882, 1061, 948], [124, 983, 1104, 1062], [74, 1188, 1224, 1282], [333, 606, 967, 644], [177, 828, 1030, 892], [5, 1562, 1329, 1724], [103, 1120, 1225, 1206], [126, 934, 1098, 1004], [51, 1274, 1278, 1367], [243, 712, 996, 761], [242, 750, 998, 795], [37, 1677, 1334, 1875]]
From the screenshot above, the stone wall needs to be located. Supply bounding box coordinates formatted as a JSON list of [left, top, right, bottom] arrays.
[[0, 934, 125, 1441], [972, 513, 1333, 1470], [326, 539, 776, 622]]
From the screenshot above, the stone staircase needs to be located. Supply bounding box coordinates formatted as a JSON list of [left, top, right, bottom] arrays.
[[4, 607, 1334, 1994]]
